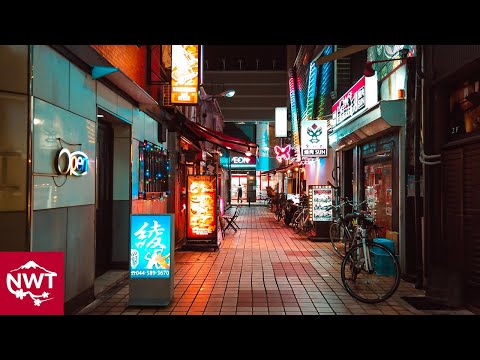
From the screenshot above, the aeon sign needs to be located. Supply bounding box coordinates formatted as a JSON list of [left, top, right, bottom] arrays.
[[55, 148, 89, 176], [232, 156, 254, 164]]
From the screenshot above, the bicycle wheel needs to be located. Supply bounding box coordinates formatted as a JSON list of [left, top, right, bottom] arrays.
[[275, 206, 282, 222], [329, 222, 349, 257], [340, 242, 400, 304], [294, 214, 304, 233]]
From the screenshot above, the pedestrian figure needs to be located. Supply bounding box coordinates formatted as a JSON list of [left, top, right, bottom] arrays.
[[237, 186, 243, 203]]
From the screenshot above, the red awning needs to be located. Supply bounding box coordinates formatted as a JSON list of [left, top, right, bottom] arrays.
[[182, 120, 258, 156]]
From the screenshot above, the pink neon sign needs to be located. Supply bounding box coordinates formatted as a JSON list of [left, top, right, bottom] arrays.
[[274, 145, 291, 162]]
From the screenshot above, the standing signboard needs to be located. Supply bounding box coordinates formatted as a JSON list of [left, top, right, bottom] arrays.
[[186, 175, 219, 249], [129, 214, 174, 306], [308, 185, 333, 241]]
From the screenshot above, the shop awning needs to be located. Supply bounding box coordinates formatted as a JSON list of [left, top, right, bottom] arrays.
[[328, 99, 406, 151], [182, 119, 258, 156]]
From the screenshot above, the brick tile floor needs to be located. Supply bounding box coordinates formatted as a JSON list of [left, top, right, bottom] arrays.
[[78, 205, 473, 316]]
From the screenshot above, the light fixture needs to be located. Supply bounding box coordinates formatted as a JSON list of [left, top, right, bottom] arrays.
[[226, 146, 231, 150], [364, 48, 410, 77], [97, 114, 104, 118], [200, 87, 236, 101], [245, 146, 252, 157], [223, 90, 235, 97]]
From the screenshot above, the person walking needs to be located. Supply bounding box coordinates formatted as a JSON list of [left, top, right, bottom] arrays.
[[237, 185, 243, 203]]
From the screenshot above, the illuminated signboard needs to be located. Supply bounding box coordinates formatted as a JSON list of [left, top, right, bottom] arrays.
[[55, 148, 88, 176], [130, 215, 172, 278], [301, 120, 328, 157], [187, 175, 217, 239], [332, 76, 366, 127], [232, 156, 255, 164], [171, 45, 199, 105], [274, 145, 291, 162], [309, 185, 333, 222], [275, 107, 288, 138]]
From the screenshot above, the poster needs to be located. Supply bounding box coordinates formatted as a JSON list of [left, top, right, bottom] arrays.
[[309, 185, 333, 222], [130, 215, 172, 279], [187, 175, 217, 239]]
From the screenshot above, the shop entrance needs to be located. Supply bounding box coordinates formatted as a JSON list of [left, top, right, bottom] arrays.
[[94, 108, 131, 292], [96, 118, 113, 277], [231, 173, 247, 203], [342, 149, 354, 214]]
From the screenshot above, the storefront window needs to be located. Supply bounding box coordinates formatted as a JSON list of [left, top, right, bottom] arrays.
[[449, 80, 480, 141], [364, 161, 393, 237]]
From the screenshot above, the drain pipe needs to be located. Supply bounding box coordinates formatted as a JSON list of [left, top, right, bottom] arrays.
[[414, 45, 424, 289]]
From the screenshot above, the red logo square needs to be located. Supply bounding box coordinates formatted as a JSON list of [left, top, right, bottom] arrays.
[[0, 252, 64, 315]]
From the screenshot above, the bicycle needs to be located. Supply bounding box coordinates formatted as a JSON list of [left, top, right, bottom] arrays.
[[340, 212, 400, 303], [291, 196, 315, 237], [273, 193, 287, 222], [328, 198, 369, 258]]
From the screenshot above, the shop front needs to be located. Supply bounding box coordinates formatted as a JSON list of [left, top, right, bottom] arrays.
[[329, 72, 409, 270], [229, 154, 256, 203], [0, 45, 175, 313]]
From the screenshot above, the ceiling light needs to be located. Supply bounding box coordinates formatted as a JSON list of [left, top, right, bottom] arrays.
[[97, 114, 104, 118]]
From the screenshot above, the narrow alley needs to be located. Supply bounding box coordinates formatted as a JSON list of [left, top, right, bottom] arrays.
[[78, 205, 473, 316]]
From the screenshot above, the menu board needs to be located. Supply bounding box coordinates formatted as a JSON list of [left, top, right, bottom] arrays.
[[187, 175, 217, 239], [309, 185, 333, 222]]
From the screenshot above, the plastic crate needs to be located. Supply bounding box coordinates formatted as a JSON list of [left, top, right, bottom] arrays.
[[370, 246, 396, 276], [373, 238, 395, 254]]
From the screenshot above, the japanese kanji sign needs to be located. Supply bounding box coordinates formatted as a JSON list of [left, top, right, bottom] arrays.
[[130, 215, 172, 279]]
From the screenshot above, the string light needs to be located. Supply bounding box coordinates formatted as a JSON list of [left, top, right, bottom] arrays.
[[139, 140, 170, 199]]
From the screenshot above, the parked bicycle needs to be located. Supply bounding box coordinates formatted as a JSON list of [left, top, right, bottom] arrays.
[[272, 193, 287, 222], [340, 212, 400, 303], [328, 198, 369, 258], [291, 195, 315, 237]]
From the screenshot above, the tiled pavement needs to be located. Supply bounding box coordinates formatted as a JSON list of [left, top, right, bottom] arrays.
[[78, 205, 474, 316]]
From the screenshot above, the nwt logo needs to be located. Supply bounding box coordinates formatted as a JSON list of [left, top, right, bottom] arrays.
[[0, 252, 64, 315], [7, 261, 57, 307]]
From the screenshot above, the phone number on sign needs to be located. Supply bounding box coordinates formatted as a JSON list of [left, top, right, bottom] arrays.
[[130, 270, 170, 277]]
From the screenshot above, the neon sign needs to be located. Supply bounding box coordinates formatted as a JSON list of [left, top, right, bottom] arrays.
[[274, 145, 291, 162], [232, 156, 254, 164], [55, 148, 88, 176]]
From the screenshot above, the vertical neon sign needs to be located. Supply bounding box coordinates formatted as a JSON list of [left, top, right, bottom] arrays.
[[305, 62, 318, 120], [289, 68, 301, 162]]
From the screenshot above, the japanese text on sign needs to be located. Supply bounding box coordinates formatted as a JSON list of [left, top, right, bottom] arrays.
[[130, 215, 171, 279]]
